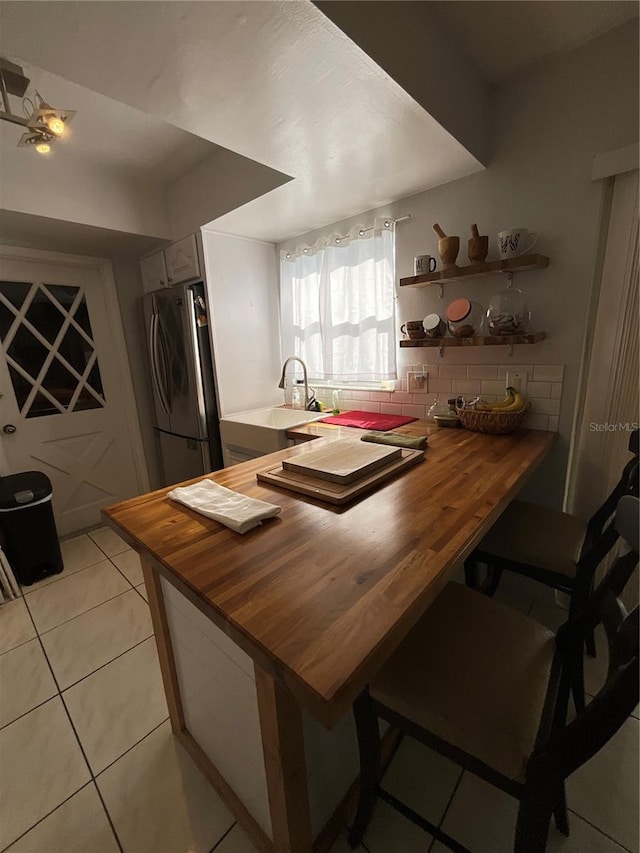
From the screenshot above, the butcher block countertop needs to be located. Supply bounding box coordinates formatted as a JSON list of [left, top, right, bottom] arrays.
[[103, 424, 556, 727]]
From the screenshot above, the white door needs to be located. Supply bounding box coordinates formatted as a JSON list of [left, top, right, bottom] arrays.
[[0, 255, 143, 535]]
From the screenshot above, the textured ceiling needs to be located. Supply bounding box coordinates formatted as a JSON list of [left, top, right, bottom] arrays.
[[429, 0, 639, 84]]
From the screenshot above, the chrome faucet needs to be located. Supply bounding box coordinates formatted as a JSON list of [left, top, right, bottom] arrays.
[[278, 357, 313, 410]]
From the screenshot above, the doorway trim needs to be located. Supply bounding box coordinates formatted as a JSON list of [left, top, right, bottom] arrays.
[[0, 245, 150, 494], [565, 170, 639, 515]]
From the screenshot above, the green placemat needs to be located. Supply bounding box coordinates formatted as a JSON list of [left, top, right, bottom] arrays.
[[361, 431, 428, 450]]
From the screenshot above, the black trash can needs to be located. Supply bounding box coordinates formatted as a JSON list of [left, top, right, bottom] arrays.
[[0, 472, 64, 586]]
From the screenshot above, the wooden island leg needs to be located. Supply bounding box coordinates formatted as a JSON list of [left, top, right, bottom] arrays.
[[255, 666, 314, 853], [142, 557, 185, 734]]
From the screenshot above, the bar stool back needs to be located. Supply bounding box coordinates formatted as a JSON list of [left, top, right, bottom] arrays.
[[349, 496, 639, 853], [464, 428, 639, 691]]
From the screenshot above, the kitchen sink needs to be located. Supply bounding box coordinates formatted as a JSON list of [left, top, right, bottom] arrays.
[[219, 407, 328, 457]]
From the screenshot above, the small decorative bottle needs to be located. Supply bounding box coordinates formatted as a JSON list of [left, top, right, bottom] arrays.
[[292, 387, 302, 410], [331, 389, 341, 415]]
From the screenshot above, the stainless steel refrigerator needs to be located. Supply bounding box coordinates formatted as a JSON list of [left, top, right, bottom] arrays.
[[142, 282, 223, 487]]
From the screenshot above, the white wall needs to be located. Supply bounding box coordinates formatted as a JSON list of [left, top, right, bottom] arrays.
[[110, 259, 161, 490], [0, 124, 171, 239], [316, 0, 490, 164], [278, 21, 639, 508], [166, 148, 290, 242], [201, 231, 282, 418]]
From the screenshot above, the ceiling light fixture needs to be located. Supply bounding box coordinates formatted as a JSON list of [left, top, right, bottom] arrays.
[[25, 91, 76, 138], [0, 57, 76, 155], [17, 127, 55, 155]]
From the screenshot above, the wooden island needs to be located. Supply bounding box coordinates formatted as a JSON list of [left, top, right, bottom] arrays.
[[102, 421, 556, 853]]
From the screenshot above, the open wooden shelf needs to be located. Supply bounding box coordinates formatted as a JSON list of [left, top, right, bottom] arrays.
[[400, 331, 546, 348], [399, 254, 550, 288]]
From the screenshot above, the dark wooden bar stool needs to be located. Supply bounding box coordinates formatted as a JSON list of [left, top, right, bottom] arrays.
[[349, 496, 639, 853], [464, 429, 639, 662]]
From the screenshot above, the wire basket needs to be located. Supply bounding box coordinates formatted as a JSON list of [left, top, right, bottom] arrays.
[[456, 402, 530, 435]]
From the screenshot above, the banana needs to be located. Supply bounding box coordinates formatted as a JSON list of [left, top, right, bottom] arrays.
[[490, 387, 517, 410], [474, 388, 527, 413], [475, 388, 514, 412], [497, 392, 526, 412]]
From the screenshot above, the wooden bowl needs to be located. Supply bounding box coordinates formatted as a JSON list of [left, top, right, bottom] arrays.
[[438, 236, 460, 269], [468, 236, 489, 263]]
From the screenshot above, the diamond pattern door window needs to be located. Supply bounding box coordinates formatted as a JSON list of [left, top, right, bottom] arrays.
[[0, 281, 106, 418]]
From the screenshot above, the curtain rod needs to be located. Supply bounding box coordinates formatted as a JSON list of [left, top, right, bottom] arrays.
[[284, 214, 411, 259]]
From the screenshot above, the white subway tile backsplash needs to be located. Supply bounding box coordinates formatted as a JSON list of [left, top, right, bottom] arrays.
[[467, 365, 498, 380], [480, 380, 506, 396], [533, 365, 564, 382], [412, 393, 436, 406], [497, 364, 533, 379], [329, 363, 564, 433], [451, 380, 482, 396], [523, 413, 549, 431], [527, 381, 552, 398], [439, 365, 468, 380], [531, 398, 561, 415], [402, 404, 426, 418], [429, 379, 453, 394]]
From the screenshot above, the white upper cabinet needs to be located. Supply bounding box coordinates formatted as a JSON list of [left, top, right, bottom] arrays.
[[139, 235, 201, 294], [165, 234, 200, 285], [139, 250, 168, 294]]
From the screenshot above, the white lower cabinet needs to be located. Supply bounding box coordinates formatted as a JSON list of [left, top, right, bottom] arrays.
[[223, 444, 265, 467], [160, 577, 359, 844]]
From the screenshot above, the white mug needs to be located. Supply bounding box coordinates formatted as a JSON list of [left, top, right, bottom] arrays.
[[414, 254, 437, 276], [497, 229, 537, 259]]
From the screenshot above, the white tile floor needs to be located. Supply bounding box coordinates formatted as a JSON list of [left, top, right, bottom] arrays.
[[0, 530, 637, 853]]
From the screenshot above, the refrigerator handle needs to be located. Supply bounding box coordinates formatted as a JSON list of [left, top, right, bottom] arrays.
[[150, 313, 171, 416], [155, 313, 173, 413], [185, 288, 208, 428]]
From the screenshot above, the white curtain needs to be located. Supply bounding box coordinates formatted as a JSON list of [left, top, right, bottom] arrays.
[[279, 221, 396, 382]]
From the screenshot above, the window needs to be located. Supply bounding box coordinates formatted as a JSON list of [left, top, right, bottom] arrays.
[[279, 221, 396, 383], [0, 281, 105, 418]]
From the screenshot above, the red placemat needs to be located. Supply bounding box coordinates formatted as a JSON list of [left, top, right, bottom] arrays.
[[319, 411, 418, 431]]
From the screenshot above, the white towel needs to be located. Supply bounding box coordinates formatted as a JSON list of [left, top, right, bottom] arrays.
[[167, 479, 281, 534]]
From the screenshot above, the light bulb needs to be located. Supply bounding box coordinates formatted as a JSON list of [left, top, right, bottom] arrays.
[[35, 142, 51, 155], [46, 116, 66, 136]]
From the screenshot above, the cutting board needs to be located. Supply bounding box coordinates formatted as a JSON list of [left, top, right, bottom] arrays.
[[257, 448, 424, 505], [319, 411, 418, 431], [282, 439, 402, 484]]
